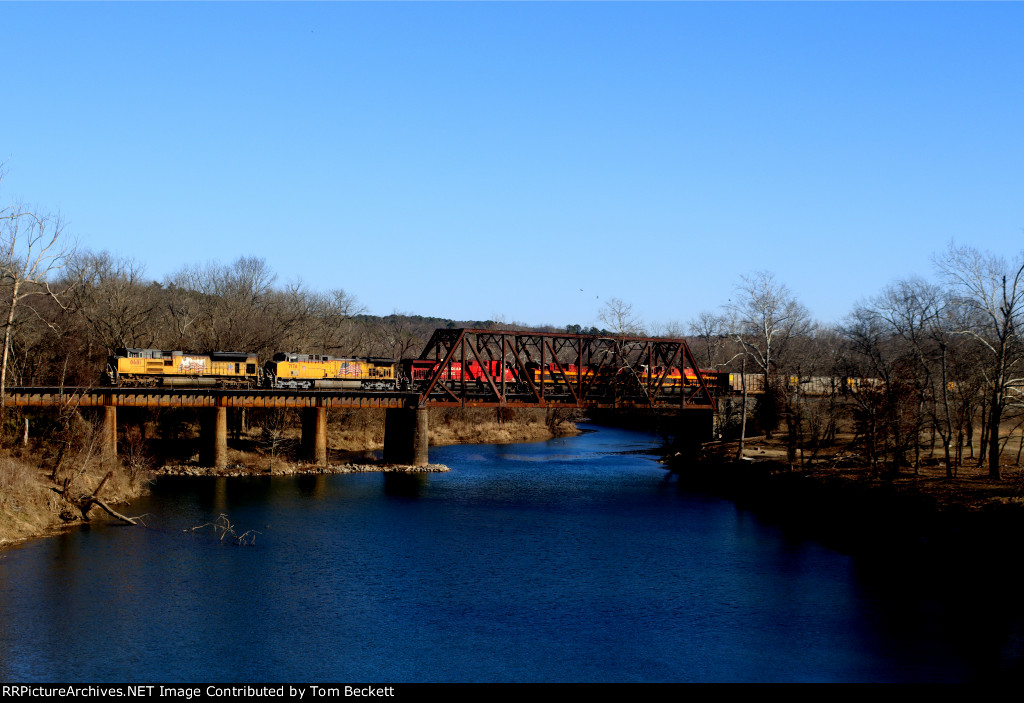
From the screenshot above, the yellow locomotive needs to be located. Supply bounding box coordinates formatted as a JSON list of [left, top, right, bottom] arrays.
[[106, 349, 260, 387], [105, 348, 402, 391], [263, 353, 399, 390]]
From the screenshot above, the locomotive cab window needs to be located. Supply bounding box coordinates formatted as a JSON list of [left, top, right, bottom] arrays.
[[164, 359, 172, 366], [246, 364, 256, 374]]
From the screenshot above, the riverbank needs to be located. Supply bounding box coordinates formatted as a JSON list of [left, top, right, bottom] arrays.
[[671, 434, 1024, 560], [0, 408, 580, 549], [0, 452, 143, 549], [0, 456, 451, 549]]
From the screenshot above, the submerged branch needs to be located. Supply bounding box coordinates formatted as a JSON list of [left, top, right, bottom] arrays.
[[187, 513, 259, 546]]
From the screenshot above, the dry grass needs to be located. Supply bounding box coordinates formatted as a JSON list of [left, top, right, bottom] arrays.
[[428, 408, 579, 447], [725, 428, 1024, 512], [0, 454, 63, 546], [0, 442, 148, 548]]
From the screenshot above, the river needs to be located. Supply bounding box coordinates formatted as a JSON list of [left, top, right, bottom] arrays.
[[1, 424, 1022, 682]]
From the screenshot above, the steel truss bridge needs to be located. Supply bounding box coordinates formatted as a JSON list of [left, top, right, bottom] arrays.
[[3, 329, 716, 411], [415, 328, 715, 409]]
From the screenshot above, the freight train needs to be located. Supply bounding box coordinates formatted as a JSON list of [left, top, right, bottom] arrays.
[[105, 347, 726, 394]]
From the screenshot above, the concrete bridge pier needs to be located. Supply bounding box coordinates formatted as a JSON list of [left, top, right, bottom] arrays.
[[383, 407, 429, 466], [301, 407, 328, 466], [201, 406, 228, 468], [101, 405, 117, 461], [675, 409, 714, 462]]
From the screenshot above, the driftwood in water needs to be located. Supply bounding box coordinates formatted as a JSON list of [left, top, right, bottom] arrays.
[[187, 514, 259, 546], [52, 471, 140, 525], [85, 495, 139, 525]]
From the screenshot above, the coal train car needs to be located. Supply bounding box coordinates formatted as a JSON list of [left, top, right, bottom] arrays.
[[106, 348, 260, 387]]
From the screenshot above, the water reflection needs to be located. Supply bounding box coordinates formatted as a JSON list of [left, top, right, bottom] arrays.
[[295, 474, 328, 498], [383, 472, 427, 498], [212, 476, 227, 512], [0, 426, 1022, 681]]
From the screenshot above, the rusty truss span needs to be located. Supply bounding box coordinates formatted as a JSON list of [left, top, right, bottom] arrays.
[[414, 328, 715, 409]]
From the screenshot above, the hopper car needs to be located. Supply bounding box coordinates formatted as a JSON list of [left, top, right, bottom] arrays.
[[522, 362, 726, 394]]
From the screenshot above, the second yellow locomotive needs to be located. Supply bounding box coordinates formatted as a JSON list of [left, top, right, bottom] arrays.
[[262, 353, 399, 390]]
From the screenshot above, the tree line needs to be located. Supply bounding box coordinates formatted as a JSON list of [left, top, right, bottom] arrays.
[[681, 248, 1024, 481], [0, 249, 534, 388]]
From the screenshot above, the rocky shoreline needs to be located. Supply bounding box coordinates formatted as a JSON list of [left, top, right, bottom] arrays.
[[154, 462, 450, 478]]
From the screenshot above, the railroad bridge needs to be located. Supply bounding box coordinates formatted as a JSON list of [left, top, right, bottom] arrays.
[[3, 329, 716, 467]]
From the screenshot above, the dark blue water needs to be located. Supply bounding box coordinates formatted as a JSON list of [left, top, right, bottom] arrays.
[[1, 425, 1021, 682]]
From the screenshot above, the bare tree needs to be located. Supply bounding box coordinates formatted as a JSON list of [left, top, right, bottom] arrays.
[[165, 257, 311, 355], [0, 186, 75, 415], [686, 310, 738, 445], [871, 278, 976, 479], [842, 305, 905, 475], [597, 297, 645, 336], [723, 272, 812, 443], [654, 320, 686, 338], [368, 312, 423, 359], [726, 272, 809, 444], [935, 243, 1024, 479], [870, 277, 946, 473], [258, 409, 290, 471], [303, 287, 365, 354], [687, 311, 732, 369], [64, 251, 155, 353], [724, 271, 812, 387]]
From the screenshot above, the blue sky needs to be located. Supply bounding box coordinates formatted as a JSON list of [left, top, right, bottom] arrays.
[[3, 2, 1022, 331]]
